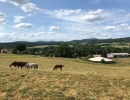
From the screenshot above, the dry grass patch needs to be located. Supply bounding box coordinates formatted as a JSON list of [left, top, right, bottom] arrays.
[[1, 54, 130, 99]]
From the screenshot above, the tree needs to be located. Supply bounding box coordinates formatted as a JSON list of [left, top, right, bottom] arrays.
[[12, 48, 17, 54], [15, 43, 26, 54], [54, 43, 72, 57]]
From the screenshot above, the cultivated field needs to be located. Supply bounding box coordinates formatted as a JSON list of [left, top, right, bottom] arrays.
[[0, 54, 130, 100]]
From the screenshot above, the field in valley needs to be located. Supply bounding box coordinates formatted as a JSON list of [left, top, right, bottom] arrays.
[[1, 54, 130, 100]]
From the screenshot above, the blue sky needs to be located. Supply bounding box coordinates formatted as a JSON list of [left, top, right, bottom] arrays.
[[0, 0, 130, 42]]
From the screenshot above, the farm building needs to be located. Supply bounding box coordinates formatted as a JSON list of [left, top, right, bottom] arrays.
[[89, 57, 113, 62], [93, 54, 101, 57], [107, 53, 130, 58], [0, 49, 12, 53]]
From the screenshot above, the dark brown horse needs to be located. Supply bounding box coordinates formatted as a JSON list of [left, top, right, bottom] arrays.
[[9, 61, 18, 68], [9, 61, 28, 68], [19, 62, 28, 68], [53, 65, 64, 71]]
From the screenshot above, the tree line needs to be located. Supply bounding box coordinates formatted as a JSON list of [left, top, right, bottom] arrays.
[[11, 43, 130, 58], [0, 37, 130, 49]]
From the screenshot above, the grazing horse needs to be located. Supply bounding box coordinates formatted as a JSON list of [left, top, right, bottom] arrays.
[[9, 61, 28, 68], [25, 63, 38, 69], [9, 61, 19, 68], [53, 65, 64, 71], [19, 62, 28, 68]]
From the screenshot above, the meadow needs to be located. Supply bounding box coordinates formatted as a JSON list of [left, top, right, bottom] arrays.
[[0, 54, 130, 100]]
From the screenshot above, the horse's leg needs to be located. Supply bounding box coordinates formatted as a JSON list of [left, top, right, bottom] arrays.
[[14, 65, 16, 68], [60, 67, 62, 71]]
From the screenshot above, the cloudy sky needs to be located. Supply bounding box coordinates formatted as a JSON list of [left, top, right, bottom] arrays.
[[0, 0, 130, 42]]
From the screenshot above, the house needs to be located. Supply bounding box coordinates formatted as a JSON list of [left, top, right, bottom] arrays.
[[0, 49, 12, 53], [107, 53, 130, 58], [93, 54, 101, 57]]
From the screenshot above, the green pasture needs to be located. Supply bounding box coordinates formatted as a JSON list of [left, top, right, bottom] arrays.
[[27, 45, 58, 48]]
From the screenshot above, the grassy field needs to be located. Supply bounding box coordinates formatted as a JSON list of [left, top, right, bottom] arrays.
[[1, 54, 130, 100], [27, 45, 58, 48]]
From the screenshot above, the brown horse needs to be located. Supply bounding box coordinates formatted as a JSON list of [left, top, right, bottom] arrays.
[[9, 61, 18, 68], [19, 62, 28, 68], [53, 65, 64, 71], [9, 61, 28, 68]]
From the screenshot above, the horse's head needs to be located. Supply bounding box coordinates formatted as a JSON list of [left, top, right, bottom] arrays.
[[9, 64, 12, 67], [9, 63, 13, 67], [9, 61, 16, 67]]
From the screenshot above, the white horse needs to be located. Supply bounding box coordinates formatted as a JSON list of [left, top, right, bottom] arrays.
[[25, 63, 38, 69]]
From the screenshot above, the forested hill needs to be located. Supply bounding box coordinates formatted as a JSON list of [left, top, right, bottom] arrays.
[[0, 37, 130, 49], [70, 37, 130, 43], [0, 41, 64, 49]]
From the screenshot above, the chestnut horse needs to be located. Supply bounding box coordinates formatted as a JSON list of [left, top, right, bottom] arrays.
[[53, 65, 64, 71]]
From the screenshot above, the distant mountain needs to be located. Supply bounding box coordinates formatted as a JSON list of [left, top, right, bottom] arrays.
[[35, 41, 48, 43], [70, 37, 130, 43], [35, 41, 58, 43], [35, 40, 65, 43], [0, 37, 130, 49], [13, 41, 29, 43]]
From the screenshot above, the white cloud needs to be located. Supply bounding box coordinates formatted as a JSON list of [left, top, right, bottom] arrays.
[[37, 26, 44, 30], [0, 12, 6, 19], [83, 9, 105, 22], [83, 15, 105, 22], [0, 32, 7, 38], [54, 9, 81, 17], [49, 26, 60, 31], [21, 3, 39, 12], [14, 16, 25, 23], [112, 20, 127, 24], [27, 13, 32, 16], [88, 9, 103, 15], [11, 23, 34, 29], [104, 26, 116, 30], [0, 0, 27, 6], [47, 32, 55, 34], [0, 12, 7, 24], [0, 19, 7, 24], [52, 9, 106, 23], [104, 23, 130, 31]]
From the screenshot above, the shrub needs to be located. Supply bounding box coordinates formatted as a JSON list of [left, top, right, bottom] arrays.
[[84, 55, 93, 61], [101, 59, 106, 63]]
